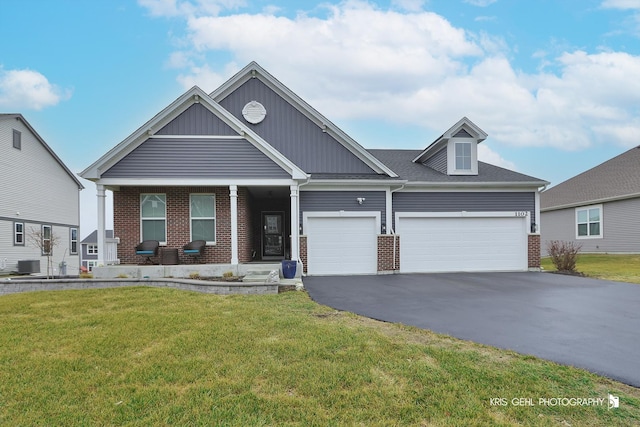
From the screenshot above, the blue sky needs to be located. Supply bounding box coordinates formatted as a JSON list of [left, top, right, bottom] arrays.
[[1, 0, 639, 236]]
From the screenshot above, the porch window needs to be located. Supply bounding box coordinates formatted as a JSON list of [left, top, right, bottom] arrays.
[[87, 244, 98, 254], [141, 194, 166, 243], [190, 194, 216, 244]]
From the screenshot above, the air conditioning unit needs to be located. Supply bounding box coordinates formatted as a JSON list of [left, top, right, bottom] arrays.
[[18, 260, 40, 274]]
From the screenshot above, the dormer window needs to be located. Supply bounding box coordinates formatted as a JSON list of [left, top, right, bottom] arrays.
[[412, 117, 486, 177], [447, 137, 478, 175], [455, 142, 472, 170]]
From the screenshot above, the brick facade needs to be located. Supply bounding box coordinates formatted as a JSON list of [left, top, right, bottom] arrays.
[[114, 186, 252, 265], [528, 234, 541, 269], [377, 234, 400, 272], [299, 235, 308, 274]]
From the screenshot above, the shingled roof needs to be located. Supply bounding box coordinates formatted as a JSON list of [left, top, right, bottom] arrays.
[[368, 149, 547, 185], [541, 145, 640, 211]]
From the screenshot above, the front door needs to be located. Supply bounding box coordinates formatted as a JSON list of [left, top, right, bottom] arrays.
[[262, 212, 285, 259]]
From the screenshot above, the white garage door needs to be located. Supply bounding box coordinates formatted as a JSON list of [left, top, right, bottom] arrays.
[[305, 214, 378, 275], [397, 214, 528, 273]]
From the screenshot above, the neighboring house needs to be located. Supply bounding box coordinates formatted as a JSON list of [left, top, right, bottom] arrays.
[[541, 146, 640, 254], [0, 114, 83, 275], [80, 229, 114, 271], [80, 62, 547, 275]]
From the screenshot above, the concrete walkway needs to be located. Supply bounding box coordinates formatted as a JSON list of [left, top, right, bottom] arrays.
[[304, 272, 640, 387]]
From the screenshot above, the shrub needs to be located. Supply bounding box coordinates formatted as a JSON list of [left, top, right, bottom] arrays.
[[116, 274, 128, 279], [546, 240, 582, 273], [79, 272, 93, 279], [189, 272, 201, 280], [222, 271, 234, 279]]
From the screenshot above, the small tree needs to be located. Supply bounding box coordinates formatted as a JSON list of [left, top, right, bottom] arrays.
[[28, 227, 61, 279], [546, 240, 582, 273]]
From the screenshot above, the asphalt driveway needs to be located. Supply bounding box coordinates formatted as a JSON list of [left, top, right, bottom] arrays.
[[304, 272, 640, 387]]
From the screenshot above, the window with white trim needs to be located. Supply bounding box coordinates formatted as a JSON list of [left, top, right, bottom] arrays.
[[14, 222, 24, 246], [576, 205, 602, 238], [42, 225, 52, 255], [87, 261, 98, 271], [87, 244, 98, 254], [190, 194, 216, 243], [70, 228, 78, 255], [455, 142, 472, 170], [140, 194, 166, 243]]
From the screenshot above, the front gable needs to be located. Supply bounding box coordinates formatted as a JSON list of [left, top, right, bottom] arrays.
[[80, 86, 307, 181], [218, 77, 376, 175], [211, 62, 397, 177]]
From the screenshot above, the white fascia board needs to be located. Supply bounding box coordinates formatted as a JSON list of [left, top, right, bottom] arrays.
[[210, 62, 398, 177], [401, 181, 548, 190], [305, 179, 407, 187], [302, 184, 401, 192], [396, 211, 529, 219], [96, 178, 298, 187], [442, 116, 488, 141], [540, 192, 640, 212]]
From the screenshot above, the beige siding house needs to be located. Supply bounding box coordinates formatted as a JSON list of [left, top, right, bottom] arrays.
[[0, 114, 83, 275]]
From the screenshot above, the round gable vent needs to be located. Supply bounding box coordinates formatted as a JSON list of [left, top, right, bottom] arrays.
[[242, 101, 267, 124]]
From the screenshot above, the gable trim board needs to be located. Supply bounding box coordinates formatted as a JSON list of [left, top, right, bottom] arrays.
[[80, 86, 307, 181]]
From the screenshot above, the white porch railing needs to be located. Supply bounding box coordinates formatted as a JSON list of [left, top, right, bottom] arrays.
[[105, 237, 120, 265]]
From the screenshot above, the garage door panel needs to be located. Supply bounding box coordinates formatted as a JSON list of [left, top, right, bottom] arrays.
[[398, 215, 527, 273], [306, 216, 377, 275]]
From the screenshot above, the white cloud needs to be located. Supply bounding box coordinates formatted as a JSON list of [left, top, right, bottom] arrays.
[[464, 0, 497, 7], [0, 67, 71, 111], [138, 0, 246, 17], [142, 1, 640, 153], [391, 0, 426, 12], [478, 144, 516, 170], [601, 0, 640, 10]]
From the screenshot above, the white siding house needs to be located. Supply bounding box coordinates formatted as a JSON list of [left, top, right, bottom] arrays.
[[0, 114, 83, 276]]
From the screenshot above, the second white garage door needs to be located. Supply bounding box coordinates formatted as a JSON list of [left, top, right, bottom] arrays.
[[396, 213, 528, 273], [305, 213, 378, 275]]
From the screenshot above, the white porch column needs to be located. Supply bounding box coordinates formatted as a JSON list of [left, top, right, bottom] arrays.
[[229, 185, 239, 265], [97, 184, 106, 266], [290, 184, 299, 260], [385, 188, 392, 234]]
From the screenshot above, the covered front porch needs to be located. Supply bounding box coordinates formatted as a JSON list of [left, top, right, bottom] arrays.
[[94, 181, 303, 276]]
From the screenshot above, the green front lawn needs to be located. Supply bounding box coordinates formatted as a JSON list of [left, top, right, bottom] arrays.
[[0, 287, 638, 426], [541, 254, 640, 284]]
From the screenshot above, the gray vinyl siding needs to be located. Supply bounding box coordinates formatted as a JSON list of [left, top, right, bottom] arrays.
[[541, 198, 640, 255], [423, 148, 447, 174], [454, 129, 473, 138], [219, 77, 377, 175], [156, 103, 237, 135], [300, 191, 386, 233], [392, 192, 536, 230], [102, 137, 290, 178]]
